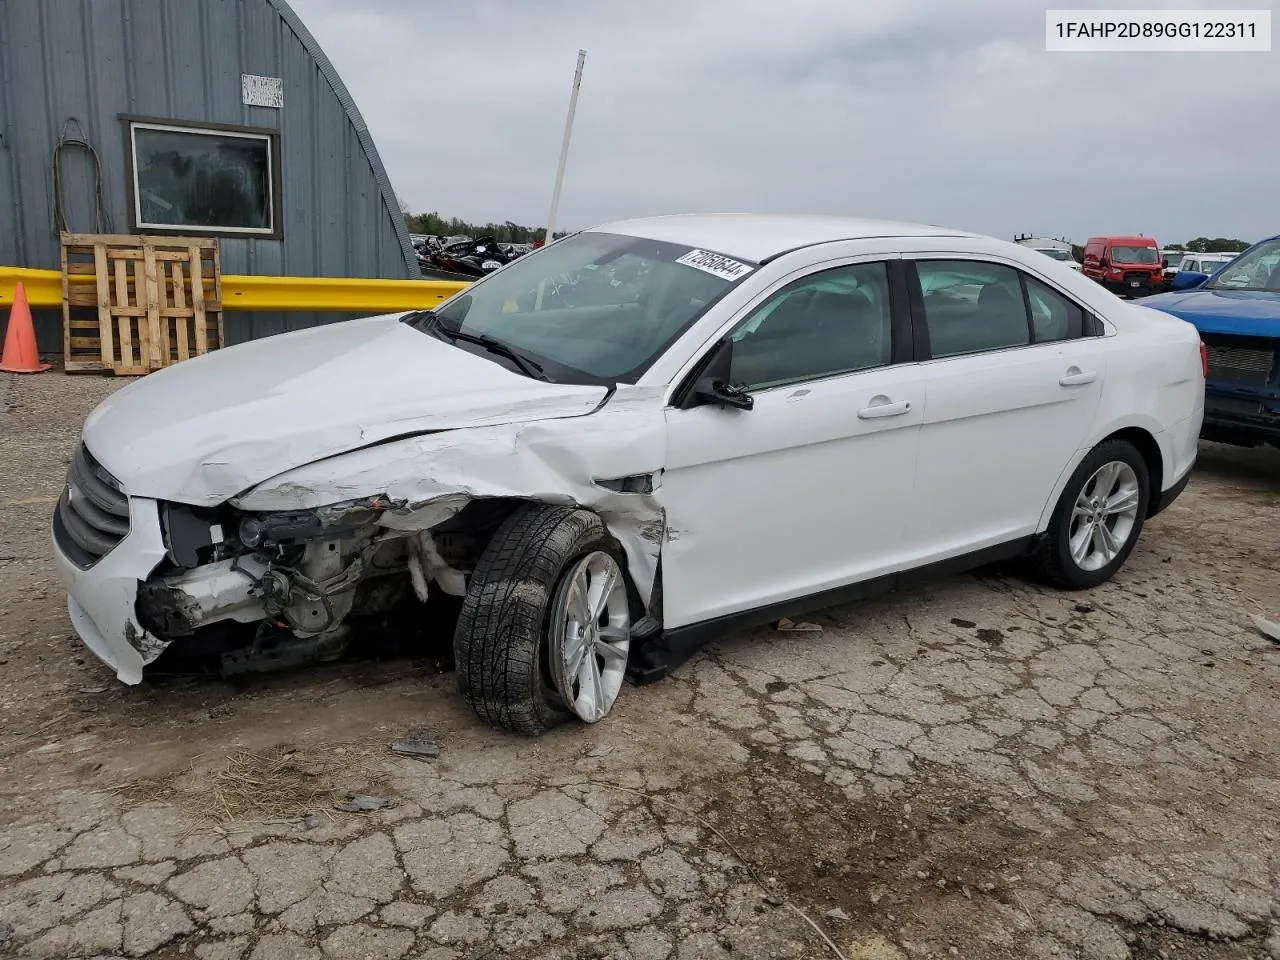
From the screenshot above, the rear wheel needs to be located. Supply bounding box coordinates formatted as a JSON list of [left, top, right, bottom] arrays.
[[454, 504, 631, 735], [1033, 440, 1150, 590]]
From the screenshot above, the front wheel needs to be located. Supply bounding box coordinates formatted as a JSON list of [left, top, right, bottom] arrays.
[[454, 504, 632, 736], [1032, 440, 1150, 590]]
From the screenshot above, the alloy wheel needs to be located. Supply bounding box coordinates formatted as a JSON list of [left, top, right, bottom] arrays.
[[548, 551, 631, 723], [1068, 460, 1141, 571]]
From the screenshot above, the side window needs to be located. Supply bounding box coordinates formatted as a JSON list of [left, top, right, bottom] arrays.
[[915, 260, 1029, 358], [726, 262, 892, 391], [1024, 275, 1085, 342]]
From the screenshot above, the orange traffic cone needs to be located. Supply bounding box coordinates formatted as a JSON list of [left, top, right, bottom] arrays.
[[0, 282, 50, 373]]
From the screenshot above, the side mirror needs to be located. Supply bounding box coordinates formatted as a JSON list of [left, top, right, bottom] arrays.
[[1161, 258, 1169, 269], [681, 339, 754, 411], [695, 377, 754, 411], [1171, 271, 1208, 290]]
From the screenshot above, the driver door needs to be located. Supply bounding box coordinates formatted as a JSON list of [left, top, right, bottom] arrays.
[[660, 259, 925, 629]]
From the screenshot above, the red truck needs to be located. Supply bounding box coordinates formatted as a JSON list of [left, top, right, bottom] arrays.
[[1082, 235, 1164, 296]]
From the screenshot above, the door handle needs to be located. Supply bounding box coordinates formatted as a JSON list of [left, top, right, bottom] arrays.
[[857, 396, 912, 419], [1059, 367, 1098, 386]]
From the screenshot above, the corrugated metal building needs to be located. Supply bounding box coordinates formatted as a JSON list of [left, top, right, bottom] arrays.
[[0, 0, 416, 351]]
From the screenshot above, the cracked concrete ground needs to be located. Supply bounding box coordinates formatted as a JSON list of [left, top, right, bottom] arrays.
[[1, 371, 1279, 960]]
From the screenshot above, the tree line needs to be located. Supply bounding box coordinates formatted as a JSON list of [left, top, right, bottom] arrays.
[[402, 211, 570, 244]]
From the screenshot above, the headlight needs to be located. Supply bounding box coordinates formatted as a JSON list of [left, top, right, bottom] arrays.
[[238, 515, 267, 547], [481, 259, 502, 270]]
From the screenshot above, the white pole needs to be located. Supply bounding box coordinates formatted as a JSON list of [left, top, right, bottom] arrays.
[[543, 49, 586, 247]]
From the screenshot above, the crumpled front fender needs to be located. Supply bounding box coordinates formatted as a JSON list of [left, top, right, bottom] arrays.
[[232, 386, 670, 607]]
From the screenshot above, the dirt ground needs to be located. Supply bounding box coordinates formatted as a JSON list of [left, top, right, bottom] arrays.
[[1, 370, 1278, 960]]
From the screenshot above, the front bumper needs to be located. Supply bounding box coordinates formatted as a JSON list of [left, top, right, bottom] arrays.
[[1103, 276, 1159, 297], [51, 496, 170, 683]]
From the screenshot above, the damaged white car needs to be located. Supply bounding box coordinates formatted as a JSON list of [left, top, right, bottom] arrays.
[[53, 214, 1206, 734]]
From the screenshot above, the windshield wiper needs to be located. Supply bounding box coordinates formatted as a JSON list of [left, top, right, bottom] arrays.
[[406, 311, 547, 380], [445, 330, 547, 380]]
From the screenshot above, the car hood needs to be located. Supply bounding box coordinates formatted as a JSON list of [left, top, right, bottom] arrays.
[[1139, 289, 1280, 339], [81, 314, 609, 505]]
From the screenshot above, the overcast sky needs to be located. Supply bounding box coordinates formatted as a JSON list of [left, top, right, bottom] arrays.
[[289, 0, 1278, 245]]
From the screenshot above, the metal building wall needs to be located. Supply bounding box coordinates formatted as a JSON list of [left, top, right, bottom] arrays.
[[0, 0, 416, 351]]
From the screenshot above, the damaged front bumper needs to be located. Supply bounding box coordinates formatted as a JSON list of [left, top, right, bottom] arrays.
[[54, 385, 673, 686], [51, 495, 171, 683]]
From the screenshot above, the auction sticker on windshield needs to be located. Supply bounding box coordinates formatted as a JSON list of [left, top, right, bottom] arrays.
[[675, 249, 755, 281]]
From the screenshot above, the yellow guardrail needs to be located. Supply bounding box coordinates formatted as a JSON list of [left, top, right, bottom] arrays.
[[0, 268, 62, 309], [0, 266, 470, 312], [220, 274, 470, 311]]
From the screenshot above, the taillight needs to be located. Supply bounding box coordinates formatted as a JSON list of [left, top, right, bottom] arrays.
[[1200, 341, 1208, 378]]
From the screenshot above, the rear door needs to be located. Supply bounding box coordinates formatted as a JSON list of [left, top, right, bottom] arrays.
[[899, 256, 1109, 565]]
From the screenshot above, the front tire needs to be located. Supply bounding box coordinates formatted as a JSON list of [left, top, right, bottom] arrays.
[[1033, 440, 1150, 590], [454, 504, 631, 736]]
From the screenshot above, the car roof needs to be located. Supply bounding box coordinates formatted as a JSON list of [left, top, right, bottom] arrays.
[[587, 213, 980, 263], [1088, 236, 1157, 244]]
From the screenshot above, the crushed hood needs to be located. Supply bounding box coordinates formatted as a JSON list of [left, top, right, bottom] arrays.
[[81, 315, 609, 504]]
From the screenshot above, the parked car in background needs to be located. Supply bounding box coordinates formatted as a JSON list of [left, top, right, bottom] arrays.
[[1031, 247, 1082, 272], [52, 214, 1205, 734], [1083, 236, 1164, 296], [1143, 234, 1280, 448], [1168, 253, 1237, 290], [427, 236, 517, 277], [1161, 249, 1186, 286], [1013, 237, 1080, 273]]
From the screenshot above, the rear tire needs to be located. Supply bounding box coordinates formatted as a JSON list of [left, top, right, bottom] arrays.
[[1033, 439, 1150, 590], [453, 503, 626, 736]]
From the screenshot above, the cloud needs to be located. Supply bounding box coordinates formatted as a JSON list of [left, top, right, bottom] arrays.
[[289, 0, 1280, 245]]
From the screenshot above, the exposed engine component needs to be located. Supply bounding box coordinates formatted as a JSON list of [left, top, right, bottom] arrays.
[[137, 555, 270, 637], [137, 496, 522, 677], [411, 533, 468, 597]]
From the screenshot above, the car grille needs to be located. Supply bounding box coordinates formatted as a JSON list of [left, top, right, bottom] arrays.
[[1205, 342, 1277, 386], [53, 442, 130, 568], [1123, 271, 1153, 287]]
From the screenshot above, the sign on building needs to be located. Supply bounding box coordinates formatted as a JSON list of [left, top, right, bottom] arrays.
[[241, 74, 284, 108]]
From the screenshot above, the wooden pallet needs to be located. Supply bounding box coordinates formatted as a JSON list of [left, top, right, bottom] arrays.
[[61, 233, 223, 375]]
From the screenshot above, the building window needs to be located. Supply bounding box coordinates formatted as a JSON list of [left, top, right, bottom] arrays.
[[123, 117, 282, 238]]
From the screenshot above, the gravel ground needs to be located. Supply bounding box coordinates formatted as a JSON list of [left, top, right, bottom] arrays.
[[1, 370, 1278, 960]]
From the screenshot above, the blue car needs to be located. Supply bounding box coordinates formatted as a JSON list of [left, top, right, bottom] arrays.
[[1143, 234, 1280, 448]]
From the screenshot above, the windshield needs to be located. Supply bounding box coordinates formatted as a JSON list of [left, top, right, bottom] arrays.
[[427, 231, 749, 384], [1110, 245, 1159, 264], [1206, 240, 1279, 291], [1037, 249, 1072, 261]]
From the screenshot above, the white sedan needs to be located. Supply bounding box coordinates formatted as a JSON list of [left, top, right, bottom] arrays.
[[53, 215, 1205, 734]]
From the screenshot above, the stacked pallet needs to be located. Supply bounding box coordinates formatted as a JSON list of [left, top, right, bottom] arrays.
[[60, 233, 223, 375]]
